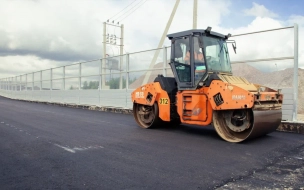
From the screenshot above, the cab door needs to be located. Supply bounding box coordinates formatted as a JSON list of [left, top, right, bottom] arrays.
[[170, 36, 194, 90]]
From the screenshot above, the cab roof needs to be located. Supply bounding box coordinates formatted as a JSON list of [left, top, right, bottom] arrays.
[[167, 29, 228, 40]]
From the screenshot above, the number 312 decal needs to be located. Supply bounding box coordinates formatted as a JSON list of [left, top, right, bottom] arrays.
[[159, 98, 169, 105]]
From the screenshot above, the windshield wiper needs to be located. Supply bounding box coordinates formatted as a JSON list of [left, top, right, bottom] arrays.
[[218, 40, 224, 57], [218, 40, 228, 56]]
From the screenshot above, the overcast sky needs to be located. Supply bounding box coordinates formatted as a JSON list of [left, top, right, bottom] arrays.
[[0, 0, 303, 78]]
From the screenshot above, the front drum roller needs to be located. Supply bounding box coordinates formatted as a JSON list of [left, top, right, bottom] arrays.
[[133, 103, 162, 129], [213, 109, 281, 143]]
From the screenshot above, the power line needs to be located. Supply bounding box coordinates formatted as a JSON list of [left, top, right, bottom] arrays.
[[114, 0, 145, 22], [118, 0, 148, 22], [108, 0, 138, 21]]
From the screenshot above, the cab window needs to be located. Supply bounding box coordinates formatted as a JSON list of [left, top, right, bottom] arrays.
[[173, 37, 191, 82]]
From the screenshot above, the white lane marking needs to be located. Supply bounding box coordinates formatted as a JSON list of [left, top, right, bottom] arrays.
[[54, 144, 76, 153], [3, 122, 35, 137], [54, 144, 104, 153]]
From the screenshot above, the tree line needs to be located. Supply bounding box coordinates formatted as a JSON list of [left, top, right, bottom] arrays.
[[70, 77, 137, 90]]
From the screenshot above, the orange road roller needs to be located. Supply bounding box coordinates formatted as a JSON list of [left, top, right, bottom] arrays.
[[131, 27, 283, 142]]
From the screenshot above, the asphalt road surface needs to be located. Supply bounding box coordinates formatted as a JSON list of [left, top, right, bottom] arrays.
[[0, 96, 303, 189]]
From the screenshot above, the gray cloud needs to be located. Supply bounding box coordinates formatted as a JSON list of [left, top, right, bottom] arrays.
[[0, 47, 99, 62], [0, 0, 303, 80]]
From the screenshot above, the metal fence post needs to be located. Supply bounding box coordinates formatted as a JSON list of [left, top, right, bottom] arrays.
[[101, 58, 106, 89], [40, 71, 42, 90], [126, 54, 130, 108], [293, 23, 299, 121], [50, 69, 53, 102], [79, 63, 82, 90], [50, 69, 53, 91], [163, 46, 167, 77], [32, 72, 34, 91], [99, 59, 102, 90], [119, 55, 123, 89], [78, 63, 81, 104], [12, 77, 14, 91], [15, 76, 17, 94], [20, 75, 22, 92], [11, 77, 13, 91], [26, 74, 28, 91], [8, 78, 10, 93], [63, 66, 65, 90], [10, 77, 12, 91], [62, 66, 65, 104], [99, 59, 102, 106], [126, 54, 129, 90], [10, 77, 12, 96]]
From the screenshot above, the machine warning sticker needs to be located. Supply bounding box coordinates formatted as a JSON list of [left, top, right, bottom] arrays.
[[135, 92, 144, 98], [159, 98, 169, 105]]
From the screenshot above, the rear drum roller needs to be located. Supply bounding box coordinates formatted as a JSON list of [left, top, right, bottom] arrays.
[[133, 103, 162, 129]]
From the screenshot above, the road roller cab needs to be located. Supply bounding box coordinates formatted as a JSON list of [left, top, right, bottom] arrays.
[[131, 27, 283, 143], [167, 27, 233, 90]]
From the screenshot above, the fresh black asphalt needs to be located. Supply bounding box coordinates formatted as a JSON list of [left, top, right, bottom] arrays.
[[0, 96, 303, 189]]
